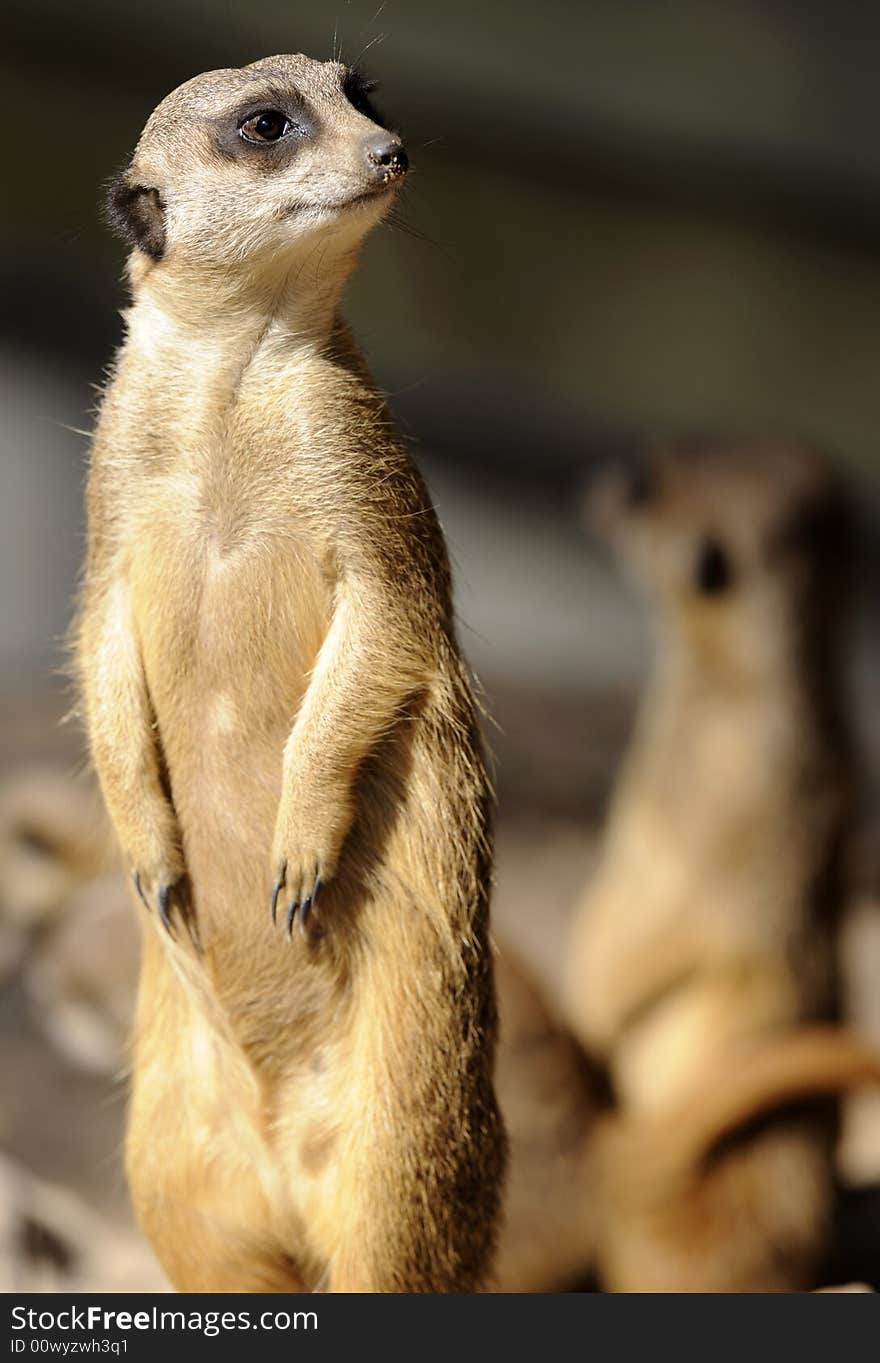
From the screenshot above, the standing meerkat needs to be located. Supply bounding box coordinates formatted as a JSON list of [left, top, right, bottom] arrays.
[[75, 54, 505, 1293], [564, 438, 863, 1290]]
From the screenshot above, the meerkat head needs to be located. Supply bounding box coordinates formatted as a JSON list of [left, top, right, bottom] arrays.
[[587, 438, 851, 675], [106, 54, 408, 280]]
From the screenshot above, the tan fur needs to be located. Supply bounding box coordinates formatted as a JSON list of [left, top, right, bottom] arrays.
[[565, 438, 854, 1289], [74, 55, 504, 1293]]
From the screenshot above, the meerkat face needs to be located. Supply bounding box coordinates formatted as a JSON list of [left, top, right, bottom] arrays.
[[587, 439, 849, 655], [106, 54, 408, 273]]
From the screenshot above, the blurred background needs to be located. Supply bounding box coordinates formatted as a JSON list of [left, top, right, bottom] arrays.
[[3, 0, 880, 1289]]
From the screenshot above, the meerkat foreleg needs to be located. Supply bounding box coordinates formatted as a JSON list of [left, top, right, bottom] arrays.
[[270, 575, 425, 935], [79, 578, 185, 932]]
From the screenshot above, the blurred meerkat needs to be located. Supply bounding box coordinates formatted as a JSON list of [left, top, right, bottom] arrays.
[[493, 938, 880, 1293], [595, 1023, 880, 1291], [494, 939, 880, 1293], [491, 947, 602, 1291], [565, 437, 859, 1290], [74, 55, 504, 1293]]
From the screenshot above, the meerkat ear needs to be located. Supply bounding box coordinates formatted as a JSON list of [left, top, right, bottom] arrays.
[[694, 535, 734, 595], [105, 174, 167, 260]]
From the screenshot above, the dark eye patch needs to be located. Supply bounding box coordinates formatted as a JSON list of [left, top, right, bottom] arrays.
[[694, 536, 734, 595], [211, 90, 316, 166], [342, 66, 386, 125]]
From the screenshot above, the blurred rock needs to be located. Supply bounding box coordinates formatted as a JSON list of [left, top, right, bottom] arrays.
[[0, 766, 134, 1073], [27, 873, 138, 1074], [0, 766, 114, 934], [0, 1151, 166, 1293]]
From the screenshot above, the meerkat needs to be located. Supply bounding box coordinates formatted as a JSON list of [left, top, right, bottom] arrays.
[[4, 762, 601, 1288], [74, 55, 505, 1293], [564, 437, 860, 1290]]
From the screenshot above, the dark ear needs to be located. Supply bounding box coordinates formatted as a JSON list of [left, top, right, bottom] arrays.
[[104, 173, 166, 260], [694, 535, 734, 595]]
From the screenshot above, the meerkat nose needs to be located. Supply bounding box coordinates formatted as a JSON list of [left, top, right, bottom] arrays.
[[364, 134, 409, 181]]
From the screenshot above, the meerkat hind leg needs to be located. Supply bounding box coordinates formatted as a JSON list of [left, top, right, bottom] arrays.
[[126, 943, 314, 1293], [283, 899, 500, 1293]]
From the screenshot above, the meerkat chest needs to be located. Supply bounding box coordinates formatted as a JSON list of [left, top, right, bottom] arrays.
[[124, 432, 333, 715], [111, 338, 349, 692]]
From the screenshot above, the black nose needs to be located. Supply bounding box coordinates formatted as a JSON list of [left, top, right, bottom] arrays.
[[364, 134, 408, 180]]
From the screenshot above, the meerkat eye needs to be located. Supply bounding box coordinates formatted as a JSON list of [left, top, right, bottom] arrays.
[[694, 536, 734, 595], [239, 110, 293, 143]]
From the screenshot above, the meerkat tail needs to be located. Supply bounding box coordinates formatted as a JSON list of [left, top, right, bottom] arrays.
[[607, 1026, 880, 1191]]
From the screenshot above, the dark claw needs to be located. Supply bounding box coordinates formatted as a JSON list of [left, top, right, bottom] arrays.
[[299, 878, 322, 936], [158, 883, 176, 939], [286, 899, 298, 940], [132, 870, 150, 911], [271, 879, 284, 927]]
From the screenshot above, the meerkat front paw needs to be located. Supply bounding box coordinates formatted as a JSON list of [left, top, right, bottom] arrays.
[[126, 825, 188, 939], [270, 862, 323, 939], [269, 791, 352, 940], [132, 866, 191, 939], [120, 795, 190, 937]]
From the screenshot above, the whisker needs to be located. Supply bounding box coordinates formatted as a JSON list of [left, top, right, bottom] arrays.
[[385, 376, 428, 400], [352, 31, 386, 68], [42, 419, 94, 439], [385, 209, 443, 253]]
